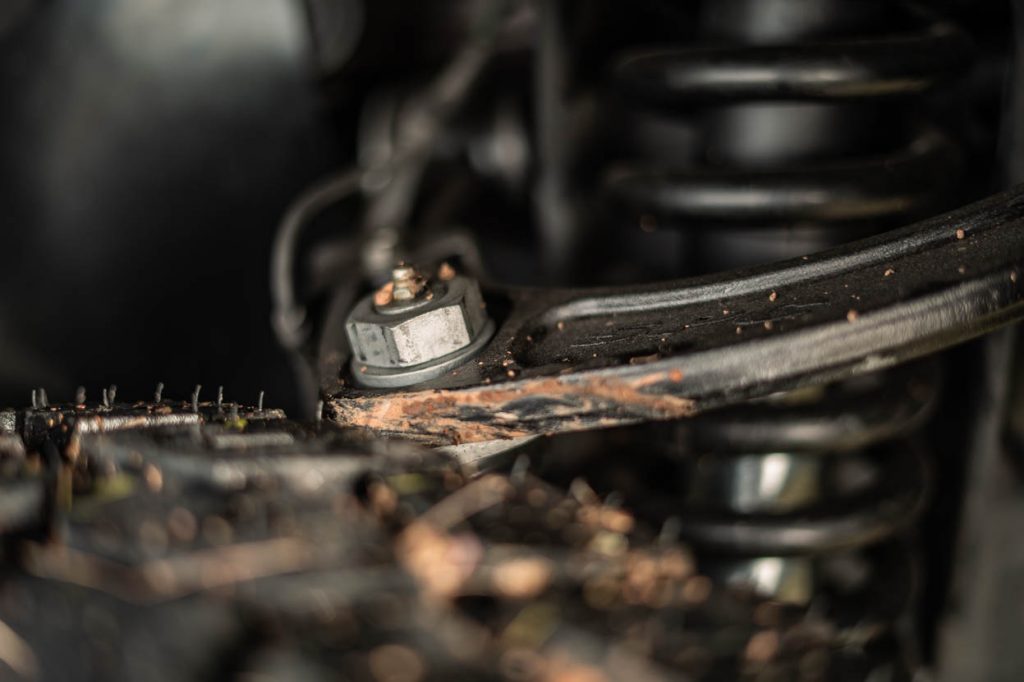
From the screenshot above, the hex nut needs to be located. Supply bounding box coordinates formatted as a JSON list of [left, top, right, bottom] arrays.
[[346, 275, 494, 387]]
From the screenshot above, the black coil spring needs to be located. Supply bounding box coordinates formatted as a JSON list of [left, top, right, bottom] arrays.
[[535, 368, 940, 679], [576, 0, 974, 676], [600, 0, 972, 273]]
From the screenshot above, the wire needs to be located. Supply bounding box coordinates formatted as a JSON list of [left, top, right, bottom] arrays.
[[270, 0, 517, 352], [359, 0, 517, 273], [270, 169, 362, 351]]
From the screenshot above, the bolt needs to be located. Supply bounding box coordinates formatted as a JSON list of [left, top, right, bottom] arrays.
[[391, 264, 416, 281], [388, 264, 426, 303], [372, 264, 429, 307], [345, 263, 494, 388]]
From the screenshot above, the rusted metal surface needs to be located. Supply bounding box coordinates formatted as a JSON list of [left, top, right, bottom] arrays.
[[329, 369, 695, 445], [19, 398, 287, 461], [327, 186, 1024, 445]]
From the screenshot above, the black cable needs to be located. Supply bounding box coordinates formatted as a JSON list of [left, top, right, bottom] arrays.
[[270, 169, 362, 351], [270, 0, 517, 354]]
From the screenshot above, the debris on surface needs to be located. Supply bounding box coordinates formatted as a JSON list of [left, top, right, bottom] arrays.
[[0, 393, 905, 680]]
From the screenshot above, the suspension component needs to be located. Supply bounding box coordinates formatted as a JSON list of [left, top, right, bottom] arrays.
[[326, 185, 1024, 444], [345, 264, 495, 388], [601, 0, 971, 273]]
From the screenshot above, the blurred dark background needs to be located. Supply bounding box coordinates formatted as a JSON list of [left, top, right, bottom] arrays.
[[0, 2, 1023, 679], [0, 0, 346, 415]]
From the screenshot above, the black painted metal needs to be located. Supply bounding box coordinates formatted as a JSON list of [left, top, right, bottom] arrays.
[[680, 358, 939, 454], [613, 17, 971, 103], [330, 184, 1024, 441]]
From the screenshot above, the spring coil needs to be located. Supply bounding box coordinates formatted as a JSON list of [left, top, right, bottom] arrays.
[[602, 0, 972, 273], [588, 0, 974, 676]]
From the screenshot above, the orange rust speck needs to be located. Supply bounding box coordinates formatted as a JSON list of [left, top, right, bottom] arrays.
[[847, 309, 859, 322], [373, 282, 395, 307], [668, 369, 683, 382], [437, 262, 456, 281]]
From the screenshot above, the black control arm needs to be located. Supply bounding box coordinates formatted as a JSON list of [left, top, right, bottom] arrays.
[[327, 186, 1024, 445]]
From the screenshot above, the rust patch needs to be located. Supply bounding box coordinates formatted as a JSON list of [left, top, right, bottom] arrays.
[[329, 369, 697, 446], [66, 413, 201, 462], [373, 281, 395, 307]]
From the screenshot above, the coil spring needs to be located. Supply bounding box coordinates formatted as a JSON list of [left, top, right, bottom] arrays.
[[601, 0, 971, 274], [584, 0, 973, 676]]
